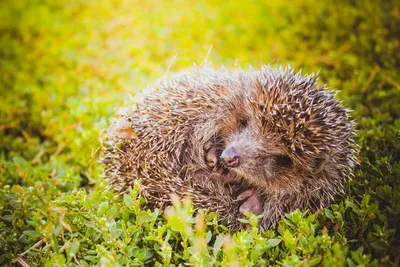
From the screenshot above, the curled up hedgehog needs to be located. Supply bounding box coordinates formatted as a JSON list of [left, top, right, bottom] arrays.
[[103, 66, 357, 231]]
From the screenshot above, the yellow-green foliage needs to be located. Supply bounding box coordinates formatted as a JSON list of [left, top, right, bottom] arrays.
[[0, 0, 399, 266]]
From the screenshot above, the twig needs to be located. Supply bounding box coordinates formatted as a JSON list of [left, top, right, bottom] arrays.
[[17, 239, 45, 267], [17, 256, 30, 267]]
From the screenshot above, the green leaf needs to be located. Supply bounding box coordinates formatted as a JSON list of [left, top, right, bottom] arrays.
[[266, 238, 281, 248], [69, 239, 80, 257], [124, 194, 134, 207], [13, 156, 32, 173], [205, 230, 212, 244], [370, 241, 389, 251], [137, 211, 152, 225], [97, 201, 109, 216], [213, 235, 224, 257], [324, 208, 335, 221], [23, 230, 41, 238], [106, 206, 118, 217], [134, 248, 153, 262]]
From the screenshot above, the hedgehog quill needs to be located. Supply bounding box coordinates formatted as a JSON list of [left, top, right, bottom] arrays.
[[103, 66, 358, 231]]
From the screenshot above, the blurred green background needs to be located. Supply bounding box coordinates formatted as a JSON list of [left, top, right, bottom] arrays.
[[1, 0, 399, 266]]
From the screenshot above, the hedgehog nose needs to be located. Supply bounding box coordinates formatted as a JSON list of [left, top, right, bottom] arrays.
[[221, 146, 240, 167]]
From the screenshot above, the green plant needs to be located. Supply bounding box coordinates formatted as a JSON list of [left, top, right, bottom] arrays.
[[0, 0, 399, 265]]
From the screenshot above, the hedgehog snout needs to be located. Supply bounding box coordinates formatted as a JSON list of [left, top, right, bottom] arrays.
[[221, 146, 240, 167]]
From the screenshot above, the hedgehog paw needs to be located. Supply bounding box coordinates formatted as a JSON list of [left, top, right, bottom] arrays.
[[237, 190, 263, 215]]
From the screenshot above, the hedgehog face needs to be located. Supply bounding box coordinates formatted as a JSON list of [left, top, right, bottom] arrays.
[[214, 85, 332, 193], [217, 98, 308, 193], [219, 121, 302, 192]]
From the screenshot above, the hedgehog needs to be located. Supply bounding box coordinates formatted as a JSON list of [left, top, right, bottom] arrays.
[[103, 65, 357, 230]]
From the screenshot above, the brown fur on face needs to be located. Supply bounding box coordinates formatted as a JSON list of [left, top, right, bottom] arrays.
[[204, 67, 357, 228], [216, 96, 307, 194]]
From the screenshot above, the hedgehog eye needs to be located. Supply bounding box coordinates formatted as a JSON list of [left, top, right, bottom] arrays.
[[239, 119, 248, 128], [204, 140, 212, 151], [276, 155, 292, 168]]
